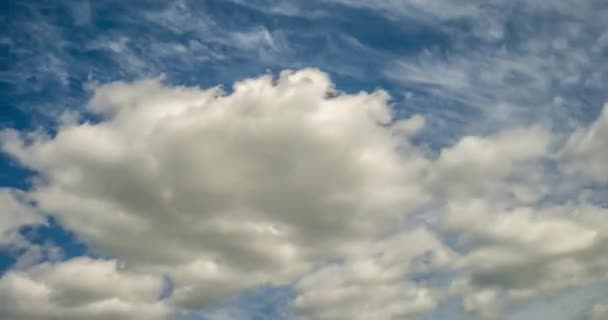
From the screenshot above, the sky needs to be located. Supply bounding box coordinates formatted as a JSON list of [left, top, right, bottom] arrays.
[[1, 1, 608, 319]]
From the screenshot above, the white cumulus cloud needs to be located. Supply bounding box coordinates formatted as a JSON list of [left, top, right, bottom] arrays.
[[1, 68, 429, 310]]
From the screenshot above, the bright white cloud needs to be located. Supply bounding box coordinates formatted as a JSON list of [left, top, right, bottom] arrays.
[[0, 257, 168, 320], [1, 69, 429, 310]]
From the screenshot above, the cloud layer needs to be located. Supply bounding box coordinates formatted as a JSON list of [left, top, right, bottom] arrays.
[[2, 68, 608, 319]]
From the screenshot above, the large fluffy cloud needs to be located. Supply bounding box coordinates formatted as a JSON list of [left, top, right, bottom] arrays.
[[1, 69, 428, 309], [0, 257, 168, 320]]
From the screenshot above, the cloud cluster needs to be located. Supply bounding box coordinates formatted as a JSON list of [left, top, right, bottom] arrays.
[[2, 68, 608, 319], [444, 200, 608, 317], [431, 110, 608, 317], [294, 227, 452, 320]]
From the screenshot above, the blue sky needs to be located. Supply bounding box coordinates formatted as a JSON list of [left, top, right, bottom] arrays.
[[2, 1, 608, 319]]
